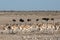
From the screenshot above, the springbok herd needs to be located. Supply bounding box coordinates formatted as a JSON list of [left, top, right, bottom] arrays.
[[0, 22, 60, 34]]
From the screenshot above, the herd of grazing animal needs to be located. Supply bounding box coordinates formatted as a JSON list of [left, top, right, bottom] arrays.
[[0, 22, 60, 34]]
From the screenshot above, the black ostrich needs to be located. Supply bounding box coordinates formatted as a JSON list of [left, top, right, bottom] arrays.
[[51, 18, 54, 24], [42, 18, 49, 21], [42, 18, 49, 28], [8, 26, 11, 33], [12, 19, 16, 22], [19, 19, 24, 22], [12, 19, 16, 24]]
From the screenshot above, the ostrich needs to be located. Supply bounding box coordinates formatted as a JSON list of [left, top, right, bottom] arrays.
[[51, 18, 54, 25], [42, 18, 49, 28], [12, 19, 16, 24]]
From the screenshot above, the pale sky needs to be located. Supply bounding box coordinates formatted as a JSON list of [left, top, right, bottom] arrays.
[[0, 0, 60, 11]]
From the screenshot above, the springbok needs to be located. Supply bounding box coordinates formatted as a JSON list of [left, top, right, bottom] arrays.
[[38, 23, 47, 31], [29, 24, 39, 32], [18, 25, 31, 32], [47, 23, 55, 30], [0, 25, 10, 33], [54, 23, 60, 31], [37, 23, 55, 31], [11, 25, 18, 33]]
